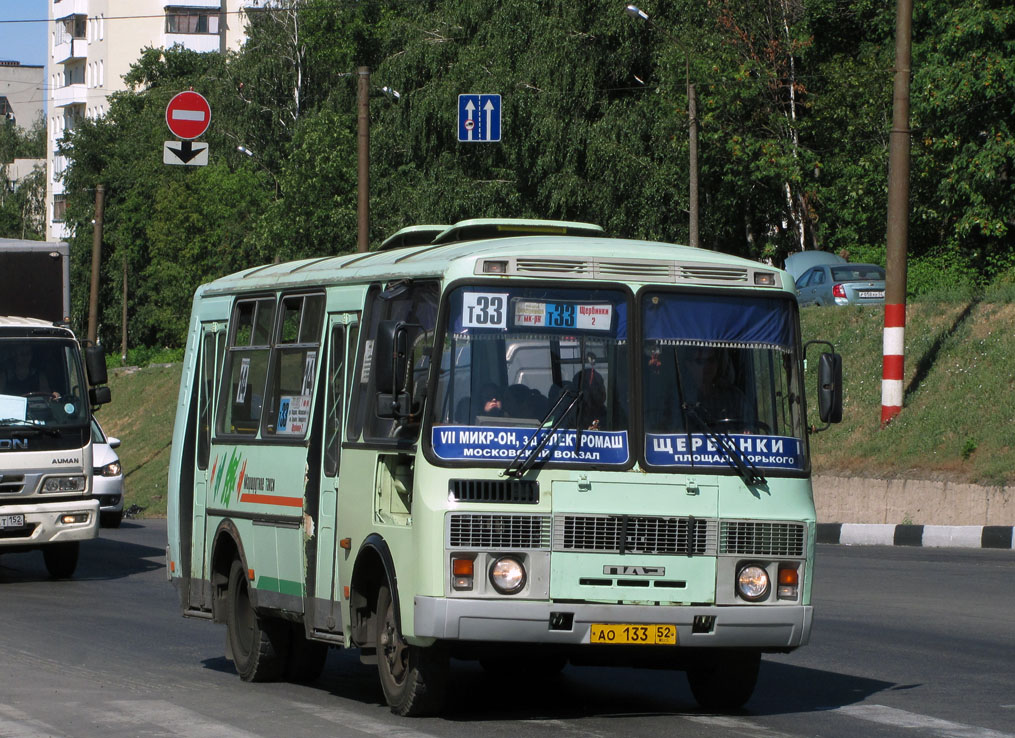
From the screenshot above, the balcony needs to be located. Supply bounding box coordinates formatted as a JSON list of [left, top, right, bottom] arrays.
[[164, 0, 221, 6], [162, 33, 221, 53], [54, 0, 90, 19], [53, 84, 87, 108], [53, 38, 87, 64]]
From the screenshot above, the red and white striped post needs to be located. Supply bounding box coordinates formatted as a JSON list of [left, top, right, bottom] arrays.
[[881, 304, 905, 425], [880, 0, 912, 428]]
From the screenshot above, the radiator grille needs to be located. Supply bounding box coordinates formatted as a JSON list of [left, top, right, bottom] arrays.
[[449, 479, 539, 504], [0, 475, 25, 495], [676, 264, 750, 282], [553, 515, 717, 555], [447, 514, 551, 550], [719, 521, 806, 556], [596, 260, 673, 280], [515, 258, 590, 275]]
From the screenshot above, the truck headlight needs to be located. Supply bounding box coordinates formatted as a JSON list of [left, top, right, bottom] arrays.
[[43, 476, 86, 493], [489, 556, 526, 594], [736, 564, 770, 602]]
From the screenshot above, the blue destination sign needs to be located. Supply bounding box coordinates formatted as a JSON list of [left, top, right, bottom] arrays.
[[433, 425, 629, 465], [646, 433, 805, 470]]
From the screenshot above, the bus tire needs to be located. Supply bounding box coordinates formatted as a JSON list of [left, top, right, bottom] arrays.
[[376, 584, 448, 716], [226, 559, 289, 682], [43, 542, 79, 579], [286, 623, 329, 684], [686, 649, 761, 711]]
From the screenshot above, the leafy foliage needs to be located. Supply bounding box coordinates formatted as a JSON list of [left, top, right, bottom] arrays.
[[58, 0, 1015, 350]]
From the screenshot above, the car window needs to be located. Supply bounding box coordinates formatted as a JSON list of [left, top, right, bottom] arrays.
[[795, 270, 812, 288], [812, 270, 825, 285], [91, 419, 106, 444], [831, 265, 885, 281]]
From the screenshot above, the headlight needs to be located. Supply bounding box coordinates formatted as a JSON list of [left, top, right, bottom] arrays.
[[736, 565, 770, 602], [489, 556, 526, 594], [98, 461, 121, 477], [43, 476, 87, 493]]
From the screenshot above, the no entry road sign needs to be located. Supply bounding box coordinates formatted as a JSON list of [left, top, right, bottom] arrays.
[[166, 91, 211, 140]]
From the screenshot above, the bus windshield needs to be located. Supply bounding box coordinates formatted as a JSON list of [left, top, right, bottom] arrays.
[[429, 285, 630, 467], [0, 338, 90, 429], [641, 291, 808, 474]]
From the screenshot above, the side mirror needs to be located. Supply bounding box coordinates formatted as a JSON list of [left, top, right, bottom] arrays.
[[85, 345, 108, 386], [817, 352, 843, 424], [89, 385, 111, 407], [108, 436, 121, 450]]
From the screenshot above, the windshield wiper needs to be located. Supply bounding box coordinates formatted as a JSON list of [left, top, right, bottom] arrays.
[[0, 418, 60, 436], [503, 388, 583, 479], [682, 403, 766, 487]]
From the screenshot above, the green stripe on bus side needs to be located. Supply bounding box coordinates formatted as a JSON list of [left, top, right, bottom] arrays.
[[256, 576, 304, 597]]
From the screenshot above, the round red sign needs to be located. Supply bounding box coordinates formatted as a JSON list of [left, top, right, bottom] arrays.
[[166, 91, 211, 140]]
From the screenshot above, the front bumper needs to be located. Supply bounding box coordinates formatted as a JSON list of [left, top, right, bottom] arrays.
[[414, 596, 812, 649], [0, 499, 100, 546]]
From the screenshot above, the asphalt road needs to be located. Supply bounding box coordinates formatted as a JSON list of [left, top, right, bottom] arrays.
[[1, 521, 1012, 738]]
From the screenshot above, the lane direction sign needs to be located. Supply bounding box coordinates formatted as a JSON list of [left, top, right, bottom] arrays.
[[166, 91, 211, 140], [458, 94, 501, 142], [164, 140, 209, 166]]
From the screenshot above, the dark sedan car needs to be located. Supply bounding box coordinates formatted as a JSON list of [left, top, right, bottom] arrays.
[[795, 263, 886, 307]]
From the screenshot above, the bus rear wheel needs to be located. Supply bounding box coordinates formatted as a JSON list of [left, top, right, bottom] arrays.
[[376, 584, 448, 716], [226, 559, 289, 682], [43, 542, 79, 579], [686, 649, 761, 710]]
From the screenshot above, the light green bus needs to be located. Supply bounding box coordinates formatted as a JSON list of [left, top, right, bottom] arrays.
[[167, 219, 842, 715]]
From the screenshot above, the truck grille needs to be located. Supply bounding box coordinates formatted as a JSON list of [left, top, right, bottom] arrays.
[[447, 514, 551, 550], [553, 515, 717, 555], [719, 520, 806, 557], [0, 474, 26, 495]]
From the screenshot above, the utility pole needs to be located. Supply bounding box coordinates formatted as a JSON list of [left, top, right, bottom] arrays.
[[87, 184, 105, 345], [121, 253, 128, 363], [880, 0, 913, 427], [357, 66, 370, 253]]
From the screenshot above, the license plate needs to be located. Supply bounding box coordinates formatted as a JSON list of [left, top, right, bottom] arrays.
[[0, 514, 25, 529], [858, 290, 884, 299], [589, 623, 677, 645]]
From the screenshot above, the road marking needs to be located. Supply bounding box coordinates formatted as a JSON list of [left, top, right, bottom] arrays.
[[835, 704, 1015, 738], [107, 700, 259, 738], [289, 701, 441, 737], [0, 703, 62, 738], [683, 714, 797, 738]]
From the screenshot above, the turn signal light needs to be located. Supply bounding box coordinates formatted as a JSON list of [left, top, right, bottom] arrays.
[[452, 557, 474, 591], [778, 566, 799, 600]]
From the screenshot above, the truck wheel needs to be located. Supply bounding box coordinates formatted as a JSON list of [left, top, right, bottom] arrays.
[[285, 623, 329, 683], [376, 584, 448, 716], [226, 559, 289, 682], [686, 649, 761, 710], [43, 542, 79, 579]]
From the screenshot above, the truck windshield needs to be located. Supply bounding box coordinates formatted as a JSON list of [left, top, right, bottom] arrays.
[[641, 291, 808, 475], [0, 339, 90, 428], [429, 285, 631, 468]]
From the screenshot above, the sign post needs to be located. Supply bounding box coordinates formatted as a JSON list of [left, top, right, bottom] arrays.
[[164, 91, 211, 166]]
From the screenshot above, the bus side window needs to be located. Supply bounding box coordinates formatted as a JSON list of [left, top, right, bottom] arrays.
[[218, 297, 275, 436], [324, 323, 346, 477], [263, 293, 325, 438]]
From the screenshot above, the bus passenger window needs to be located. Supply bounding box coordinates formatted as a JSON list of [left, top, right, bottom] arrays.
[[219, 298, 275, 436], [263, 293, 325, 438]]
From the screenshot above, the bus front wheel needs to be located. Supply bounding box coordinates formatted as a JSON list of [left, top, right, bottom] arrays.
[[686, 649, 761, 710], [376, 584, 448, 716], [226, 559, 289, 682]]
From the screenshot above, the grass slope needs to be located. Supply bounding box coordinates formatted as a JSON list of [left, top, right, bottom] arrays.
[[102, 299, 1013, 518]]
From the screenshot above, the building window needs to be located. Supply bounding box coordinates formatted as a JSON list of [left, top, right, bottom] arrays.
[[53, 196, 67, 223], [166, 10, 220, 34], [0, 97, 12, 117]]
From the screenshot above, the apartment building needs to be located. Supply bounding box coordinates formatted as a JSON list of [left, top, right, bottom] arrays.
[[46, 0, 264, 239], [1, 61, 45, 130]]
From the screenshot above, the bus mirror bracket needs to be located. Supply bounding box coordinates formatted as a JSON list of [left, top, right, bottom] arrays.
[[803, 340, 842, 432], [375, 320, 420, 419]]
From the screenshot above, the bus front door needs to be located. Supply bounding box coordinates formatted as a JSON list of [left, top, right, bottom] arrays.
[[191, 323, 224, 610], [306, 313, 357, 637]]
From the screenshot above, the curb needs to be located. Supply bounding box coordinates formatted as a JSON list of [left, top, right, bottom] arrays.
[[816, 523, 1015, 549]]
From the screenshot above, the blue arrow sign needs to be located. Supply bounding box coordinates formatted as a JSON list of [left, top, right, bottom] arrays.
[[458, 94, 501, 142]]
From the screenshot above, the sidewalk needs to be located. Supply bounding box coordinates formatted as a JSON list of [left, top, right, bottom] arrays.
[[813, 475, 1014, 549]]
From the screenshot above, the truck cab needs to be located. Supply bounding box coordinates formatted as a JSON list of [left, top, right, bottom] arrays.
[[0, 317, 110, 578]]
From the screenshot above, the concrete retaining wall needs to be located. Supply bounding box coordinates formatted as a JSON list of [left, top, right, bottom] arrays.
[[813, 476, 1014, 526]]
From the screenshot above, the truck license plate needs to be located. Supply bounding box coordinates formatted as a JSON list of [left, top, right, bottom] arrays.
[[589, 623, 677, 645], [0, 514, 25, 529]]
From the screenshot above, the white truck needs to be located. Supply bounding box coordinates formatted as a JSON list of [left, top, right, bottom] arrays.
[[1, 240, 111, 578]]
